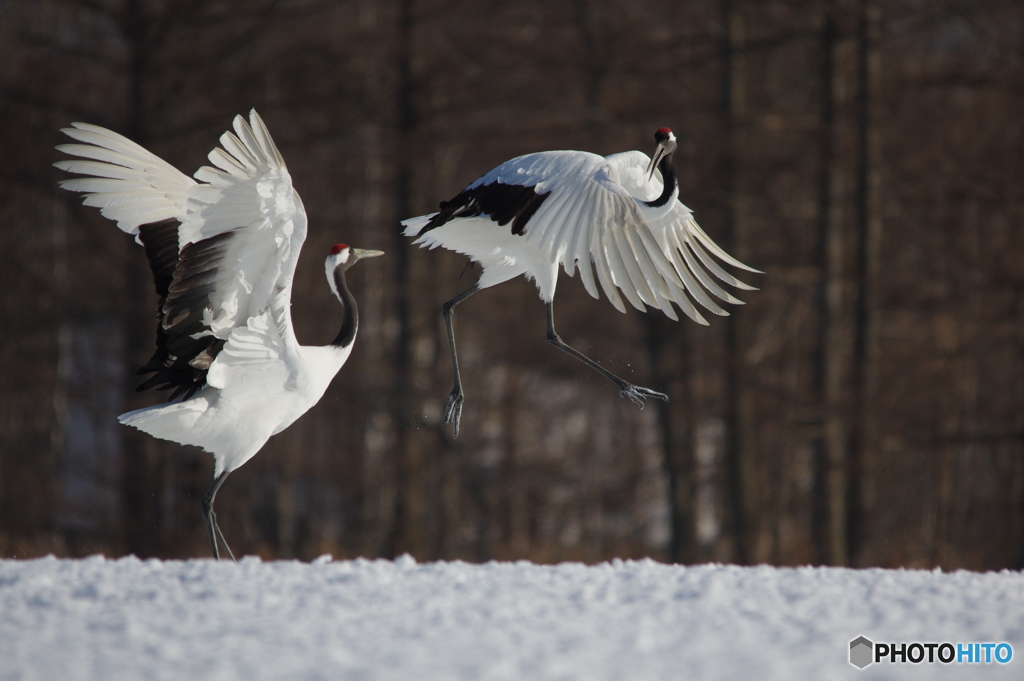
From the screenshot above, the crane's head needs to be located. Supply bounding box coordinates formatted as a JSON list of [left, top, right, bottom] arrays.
[[327, 243, 385, 269], [325, 243, 384, 302], [646, 128, 678, 182]]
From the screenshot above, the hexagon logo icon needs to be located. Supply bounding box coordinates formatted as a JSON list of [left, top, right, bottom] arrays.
[[850, 636, 874, 669]]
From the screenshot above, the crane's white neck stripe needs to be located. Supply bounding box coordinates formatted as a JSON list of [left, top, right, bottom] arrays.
[[326, 249, 353, 295], [326, 258, 341, 299]]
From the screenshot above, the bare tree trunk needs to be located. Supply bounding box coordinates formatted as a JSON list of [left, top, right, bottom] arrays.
[[814, 0, 851, 568], [573, 0, 610, 149], [118, 0, 164, 559], [646, 317, 694, 564], [386, 0, 424, 559], [849, 0, 877, 566], [722, 0, 754, 566]]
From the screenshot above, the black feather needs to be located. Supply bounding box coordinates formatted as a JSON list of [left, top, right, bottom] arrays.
[[136, 224, 238, 401], [416, 182, 551, 237]]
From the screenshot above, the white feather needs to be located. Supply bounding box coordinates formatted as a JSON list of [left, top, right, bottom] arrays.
[[403, 146, 758, 317], [56, 110, 356, 479]]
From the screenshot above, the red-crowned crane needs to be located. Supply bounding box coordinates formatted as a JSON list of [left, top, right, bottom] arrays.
[[55, 110, 383, 560], [403, 128, 759, 437]]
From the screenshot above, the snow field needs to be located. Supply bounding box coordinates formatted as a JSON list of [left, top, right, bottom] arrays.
[[0, 555, 1021, 680]]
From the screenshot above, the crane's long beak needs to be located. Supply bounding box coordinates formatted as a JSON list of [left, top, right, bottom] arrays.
[[351, 248, 384, 261], [646, 142, 669, 183]]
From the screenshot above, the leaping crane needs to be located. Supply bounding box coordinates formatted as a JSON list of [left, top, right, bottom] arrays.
[[56, 110, 383, 559], [403, 128, 758, 437]]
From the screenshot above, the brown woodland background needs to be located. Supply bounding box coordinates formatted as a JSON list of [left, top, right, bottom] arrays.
[[1, 0, 1023, 570]]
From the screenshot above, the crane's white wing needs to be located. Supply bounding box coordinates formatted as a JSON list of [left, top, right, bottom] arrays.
[[428, 149, 759, 324], [55, 123, 196, 231], [180, 111, 307, 350], [206, 310, 290, 391], [56, 110, 308, 390]]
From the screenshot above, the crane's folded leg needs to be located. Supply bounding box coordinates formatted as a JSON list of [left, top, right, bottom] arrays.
[[201, 470, 236, 561], [441, 284, 480, 438], [544, 302, 668, 408]]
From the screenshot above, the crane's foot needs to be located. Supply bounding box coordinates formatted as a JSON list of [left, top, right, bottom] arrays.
[[619, 385, 669, 409], [204, 508, 237, 562], [213, 520, 237, 562], [201, 471, 237, 562], [444, 388, 465, 438]]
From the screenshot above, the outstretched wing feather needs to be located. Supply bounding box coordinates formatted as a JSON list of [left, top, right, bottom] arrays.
[[401, 146, 757, 323], [56, 110, 307, 401], [686, 227, 760, 291], [533, 152, 756, 320]]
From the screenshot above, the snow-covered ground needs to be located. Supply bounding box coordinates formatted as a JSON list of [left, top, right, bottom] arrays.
[[0, 555, 1020, 680]]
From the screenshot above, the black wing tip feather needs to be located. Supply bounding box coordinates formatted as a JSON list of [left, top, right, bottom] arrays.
[[138, 220, 180, 298], [419, 182, 551, 236], [135, 226, 239, 401]]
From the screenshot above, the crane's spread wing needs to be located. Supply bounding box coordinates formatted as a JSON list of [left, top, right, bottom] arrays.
[[539, 149, 760, 324], [56, 110, 308, 400], [54, 123, 195, 231], [205, 310, 290, 392], [404, 149, 758, 324], [133, 219, 232, 399]]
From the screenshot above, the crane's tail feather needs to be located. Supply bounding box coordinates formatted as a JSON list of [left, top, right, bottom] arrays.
[[118, 399, 234, 477], [118, 400, 206, 446]]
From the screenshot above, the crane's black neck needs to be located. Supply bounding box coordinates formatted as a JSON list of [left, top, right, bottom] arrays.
[[642, 152, 677, 209], [331, 266, 359, 348]]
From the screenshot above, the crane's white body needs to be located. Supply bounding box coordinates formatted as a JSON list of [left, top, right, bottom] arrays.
[[56, 111, 353, 477], [118, 337, 352, 477], [403, 148, 757, 324]]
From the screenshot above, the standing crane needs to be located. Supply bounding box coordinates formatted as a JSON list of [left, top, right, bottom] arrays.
[[55, 110, 383, 559], [403, 128, 758, 437]]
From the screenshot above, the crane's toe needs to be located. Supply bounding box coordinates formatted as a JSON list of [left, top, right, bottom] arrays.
[[636, 386, 669, 401], [444, 389, 465, 438], [619, 385, 669, 408]]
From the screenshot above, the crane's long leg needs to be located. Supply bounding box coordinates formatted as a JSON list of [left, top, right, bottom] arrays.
[[545, 301, 668, 408], [201, 470, 236, 562], [441, 284, 480, 438]]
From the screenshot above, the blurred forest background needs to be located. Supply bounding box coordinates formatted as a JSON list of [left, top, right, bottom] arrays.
[[1, 0, 1022, 570]]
